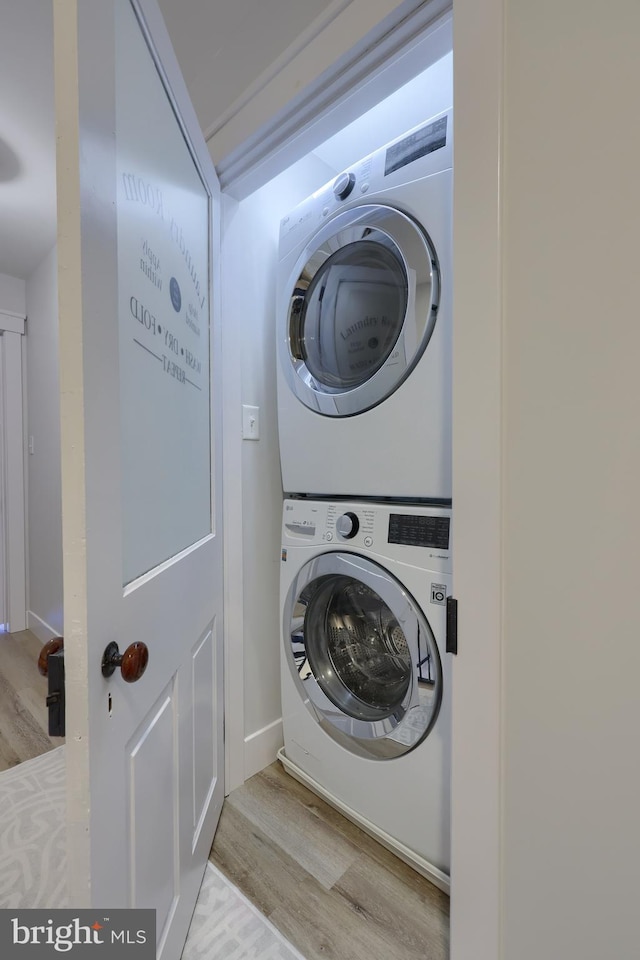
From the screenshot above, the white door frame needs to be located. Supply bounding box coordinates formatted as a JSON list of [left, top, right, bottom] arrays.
[[0, 313, 27, 633], [219, 1, 503, 958]]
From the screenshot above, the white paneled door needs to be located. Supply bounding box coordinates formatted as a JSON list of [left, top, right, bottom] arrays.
[[54, 1, 224, 957]]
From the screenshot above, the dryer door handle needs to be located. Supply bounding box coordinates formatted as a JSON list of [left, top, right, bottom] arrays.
[[288, 294, 306, 360]]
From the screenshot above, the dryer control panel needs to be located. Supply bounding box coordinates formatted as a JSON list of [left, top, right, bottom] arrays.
[[278, 107, 453, 262], [282, 499, 452, 573]]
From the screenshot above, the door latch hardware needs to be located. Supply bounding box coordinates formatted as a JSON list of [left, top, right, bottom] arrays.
[[46, 648, 66, 736], [37, 637, 65, 737]]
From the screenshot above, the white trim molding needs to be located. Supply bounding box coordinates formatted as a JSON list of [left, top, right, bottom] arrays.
[[451, 1, 504, 958], [244, 719, 284, 783], [214, 0, 452, 196], [0, 329, 27, 632], [0, 312, 26, 336], [27, 610, 61, 644]]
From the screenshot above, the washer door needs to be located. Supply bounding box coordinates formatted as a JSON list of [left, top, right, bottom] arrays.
[[284, 552, 442, 759], [283, 203, 440, 417]]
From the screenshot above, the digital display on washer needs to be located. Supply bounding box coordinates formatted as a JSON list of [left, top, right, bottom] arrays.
[[384, 115, 448, 177], [388, 514, 450, 549]]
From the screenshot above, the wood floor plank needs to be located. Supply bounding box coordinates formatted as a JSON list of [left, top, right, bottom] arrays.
[[227, 765, 360, 890], [0, 631, 61, 771], [264, 760, 446, 893], [16, 686, 54, 744], [268, 873, 408, 960], [333, 855, 448, 959], [14, 629, 52, 661], [210, 802, 323, 917], [0, 632, 44, 687], [0, 672, 53, 768], [0, 729, 22, 771], [210, 759, 450, 960], [212, 801, 418, 960]]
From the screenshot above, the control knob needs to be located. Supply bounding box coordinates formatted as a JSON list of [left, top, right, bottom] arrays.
[[336, 511, 359, 539], [333, 172, 356, 201]]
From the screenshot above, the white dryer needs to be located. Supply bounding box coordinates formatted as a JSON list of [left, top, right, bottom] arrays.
[[276, 109, 452, 500], [279, 498, 452, 889]]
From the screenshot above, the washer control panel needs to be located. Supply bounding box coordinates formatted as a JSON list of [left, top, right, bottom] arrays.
[[282, 500, 452, 571], [388, 512, 450, 550]]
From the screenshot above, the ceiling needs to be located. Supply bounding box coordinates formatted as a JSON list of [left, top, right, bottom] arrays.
[[0, 0, 331, 282]]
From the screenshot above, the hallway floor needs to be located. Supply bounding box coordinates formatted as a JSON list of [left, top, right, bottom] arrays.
[[0, 630, 61, 771], [209, 760, 449, 960]]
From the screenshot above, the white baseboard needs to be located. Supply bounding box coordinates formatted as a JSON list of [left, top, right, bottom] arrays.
[[243, 718, 284, 782], [27, 610, 62, 645]]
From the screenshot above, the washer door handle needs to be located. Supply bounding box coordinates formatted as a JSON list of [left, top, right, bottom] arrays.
[[288, 294, 306, 360]]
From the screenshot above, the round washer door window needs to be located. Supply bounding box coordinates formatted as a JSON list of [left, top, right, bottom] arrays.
[[284, 204, 439, 417], [284, 552, 442, 759]]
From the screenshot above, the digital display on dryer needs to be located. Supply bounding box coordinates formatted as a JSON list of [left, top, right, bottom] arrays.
[[384, 115, 448, 176], [388, 514, 450, 549]]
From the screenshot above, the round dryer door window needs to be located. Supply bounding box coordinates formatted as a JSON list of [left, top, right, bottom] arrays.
[[284, 552, 442, 759], [284, 204, 440, 417]]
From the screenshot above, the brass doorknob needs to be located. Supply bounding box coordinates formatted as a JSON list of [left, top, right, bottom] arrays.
[[101, 641, 149, 682], [38, 637, 64, 676]]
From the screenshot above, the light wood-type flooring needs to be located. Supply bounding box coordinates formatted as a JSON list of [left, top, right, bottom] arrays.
[[209, 760, 449, 960], [1, 630, 448, 958], [0, 630, 62, 771]]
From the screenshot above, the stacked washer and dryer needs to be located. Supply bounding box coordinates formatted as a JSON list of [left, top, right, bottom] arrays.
[[275, 109, 453, 891]]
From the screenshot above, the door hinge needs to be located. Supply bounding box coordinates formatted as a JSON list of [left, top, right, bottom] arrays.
[[446, 597, 458, 655]]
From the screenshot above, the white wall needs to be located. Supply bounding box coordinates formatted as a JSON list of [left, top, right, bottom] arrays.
[[0, 274, 26, 317], [223, 153, 336, 781], [499, 4, 640, 956], [25, 244, 63, 641]]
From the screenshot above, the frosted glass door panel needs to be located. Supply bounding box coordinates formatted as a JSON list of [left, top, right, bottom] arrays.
[[115, 0, 211, 584]]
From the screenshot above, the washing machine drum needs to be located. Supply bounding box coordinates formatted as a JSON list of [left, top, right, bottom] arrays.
[[284, 204, 440, 417], [284, 552, 442, 759]]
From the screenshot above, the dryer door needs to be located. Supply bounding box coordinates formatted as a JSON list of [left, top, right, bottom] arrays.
[[284, 552, 442, 759], [282, 204, 440, 416]]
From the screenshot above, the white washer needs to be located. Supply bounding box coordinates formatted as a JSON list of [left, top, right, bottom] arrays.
[[276, 109, 452, 500], [279, 498, 452, 889]]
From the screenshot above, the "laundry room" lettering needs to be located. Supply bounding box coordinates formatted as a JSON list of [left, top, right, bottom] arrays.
[[340, 315, 380, 340]]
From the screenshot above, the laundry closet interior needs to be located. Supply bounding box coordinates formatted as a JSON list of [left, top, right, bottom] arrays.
[[6, 0, 634, 956], [220, 4, 454, 902]]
